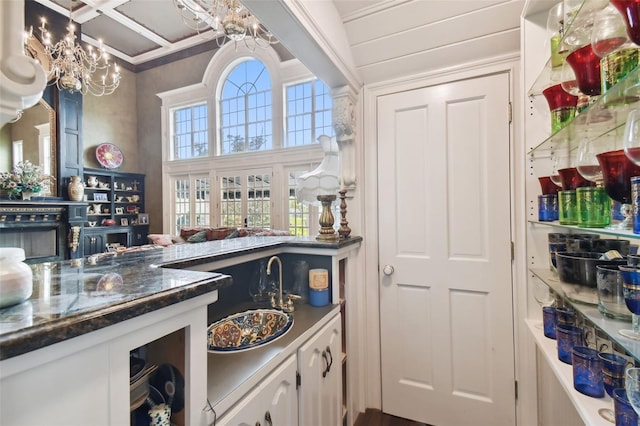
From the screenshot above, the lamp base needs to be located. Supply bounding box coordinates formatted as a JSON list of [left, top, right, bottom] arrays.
[[316, 194, 338, 241]]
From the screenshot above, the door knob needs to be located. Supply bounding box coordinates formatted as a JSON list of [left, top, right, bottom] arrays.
[[383, 265, 395, 276]]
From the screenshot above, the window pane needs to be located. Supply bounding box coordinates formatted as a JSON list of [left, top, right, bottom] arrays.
[[172, 104, 208, 160], [174, 178, 190, 235], [220, 175, 243, 226], [288, 171, 310, 236], [220, 60, 272, 155], [247, 173, 271, 228], [194, 177, 210, 227], [285, 79, 333, 147]]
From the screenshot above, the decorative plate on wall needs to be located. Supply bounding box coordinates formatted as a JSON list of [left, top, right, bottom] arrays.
[[96, 143, 123, 169]]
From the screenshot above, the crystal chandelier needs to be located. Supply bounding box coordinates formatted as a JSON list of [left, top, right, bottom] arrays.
[[28, 6, 121, 96], [173, 0, 278, 51]]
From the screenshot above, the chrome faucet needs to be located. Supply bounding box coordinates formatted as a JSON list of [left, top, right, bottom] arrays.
[[267, 256, 284, 309], [266, 256, 300, 312]]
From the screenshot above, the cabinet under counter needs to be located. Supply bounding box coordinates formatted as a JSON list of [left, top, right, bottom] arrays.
[[206, 303, 339, 418]]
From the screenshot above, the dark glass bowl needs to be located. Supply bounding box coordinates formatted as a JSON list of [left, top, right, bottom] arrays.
[[558, 167, 595, 190], [566, 44, 602, 96], [597, 149, 640, 204]]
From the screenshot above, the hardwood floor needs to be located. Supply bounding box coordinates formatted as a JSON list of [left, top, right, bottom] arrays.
[[354, 409, 430, 426]]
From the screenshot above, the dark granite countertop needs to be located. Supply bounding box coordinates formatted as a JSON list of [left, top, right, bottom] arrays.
[[0, 235, 361, 360]]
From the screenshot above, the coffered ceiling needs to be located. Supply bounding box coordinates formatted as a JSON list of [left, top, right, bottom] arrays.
[[30, 0, 525, 83]]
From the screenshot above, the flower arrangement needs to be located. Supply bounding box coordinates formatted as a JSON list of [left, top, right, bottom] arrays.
[[0, 161, 54, 197]]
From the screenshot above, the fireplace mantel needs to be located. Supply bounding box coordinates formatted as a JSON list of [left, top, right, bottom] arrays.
[[0, 200, 87, 262]]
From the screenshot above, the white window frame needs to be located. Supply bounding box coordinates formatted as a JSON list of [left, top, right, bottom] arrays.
[[158, 44, 327, 235]]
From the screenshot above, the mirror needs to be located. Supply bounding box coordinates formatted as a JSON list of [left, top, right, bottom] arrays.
[[0, 99, 57, 196]]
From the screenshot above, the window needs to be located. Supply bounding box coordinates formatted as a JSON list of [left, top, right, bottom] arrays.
[[220, 60, 272, 154], [286, 79, 333, 146], [161, 44, 335, 236], [172, 103, 208, 160], [172, 175, 211, 235], [219, 170, 272, 228]]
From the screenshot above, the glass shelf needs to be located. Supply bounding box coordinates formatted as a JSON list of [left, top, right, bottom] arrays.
[[528, 0, 609, 97], [529, 219, 640, 240], [531, 267, 640, 362], [527, 65, 640, 159]]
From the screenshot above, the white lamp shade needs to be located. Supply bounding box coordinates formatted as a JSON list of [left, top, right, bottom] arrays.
[[296, 135, 340, 205]]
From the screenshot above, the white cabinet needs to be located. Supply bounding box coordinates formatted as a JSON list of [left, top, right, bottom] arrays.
[[298, 313, 342, 426], [0, 291, 216, 426], [216, 354, 298, 426]]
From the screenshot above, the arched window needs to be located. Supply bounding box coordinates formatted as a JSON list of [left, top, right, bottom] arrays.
[[219, 60, 272, 154]]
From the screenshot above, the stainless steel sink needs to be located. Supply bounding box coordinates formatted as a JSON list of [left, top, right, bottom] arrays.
[[207, 308, 293, 353]]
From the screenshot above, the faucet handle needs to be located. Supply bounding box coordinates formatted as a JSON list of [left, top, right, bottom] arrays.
[[286, 293, 302, 302], [267, 292, 277, 307]]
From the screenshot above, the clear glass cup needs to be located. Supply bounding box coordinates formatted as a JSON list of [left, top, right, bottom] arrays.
[[625, 368, 640, 415]]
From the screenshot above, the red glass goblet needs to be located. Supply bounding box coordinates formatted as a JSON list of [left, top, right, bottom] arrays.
[[597, 149, 640, 203], [566, 44, 602, 96], [611, 0, 640, 46], [539, 176, 562, 195], [558, 167, 596, 190], [597, 149, 640, 229]]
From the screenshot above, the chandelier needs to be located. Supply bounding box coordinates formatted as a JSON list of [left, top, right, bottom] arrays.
[[173, 0, 278, 51], [27, 6, 121, 96]]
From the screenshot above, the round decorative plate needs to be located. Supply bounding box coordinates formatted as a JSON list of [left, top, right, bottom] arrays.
[[96, 143, 123, 169], [207, 309, 294, 353]]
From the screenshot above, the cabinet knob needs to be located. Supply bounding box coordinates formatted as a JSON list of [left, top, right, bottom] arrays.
[[264, 411, 272, 426], [383, 264, 395, 276]]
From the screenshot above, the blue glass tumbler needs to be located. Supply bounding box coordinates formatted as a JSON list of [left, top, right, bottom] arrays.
[[614, 388, 640, 426], [557, 324, 583, 364], [543, 306, 557, 339], [556, 306, 577, 327], [539, 194, 558, 221], [632, 176, 640, 235], [598, 352, 627, 397], [572, 346, 604, 397]]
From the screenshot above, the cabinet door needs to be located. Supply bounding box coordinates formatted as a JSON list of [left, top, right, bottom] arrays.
[[298, 314, 342, 426], [84, 232, 105, 256], [217, 354, 298, 426]]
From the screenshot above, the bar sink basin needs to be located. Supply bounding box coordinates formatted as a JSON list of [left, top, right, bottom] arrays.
[[207, 308, 293, 353]]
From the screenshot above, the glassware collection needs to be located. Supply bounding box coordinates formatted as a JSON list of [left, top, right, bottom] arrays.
[[532, 4, 640, 417], [535, 0, 640, 235]]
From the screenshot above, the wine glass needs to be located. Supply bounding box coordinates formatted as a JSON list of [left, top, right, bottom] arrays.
[[591, 4, 629, 59], [625, 367, 640, 415], [623, 109, 640, 166], [577, 138, 603, 184], [547, 2, 566, 70], [619, 266, 640, 340], [550, 151, 571, 188]]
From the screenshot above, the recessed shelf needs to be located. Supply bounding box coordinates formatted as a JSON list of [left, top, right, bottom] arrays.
[[531, 267, 640, 361], [528, 219, 640, 240], [527, 66, 640, 159], [526, 319, 614, 426]]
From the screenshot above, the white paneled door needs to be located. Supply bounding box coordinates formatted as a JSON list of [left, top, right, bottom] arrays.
[[377, 72, 515, 426]]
